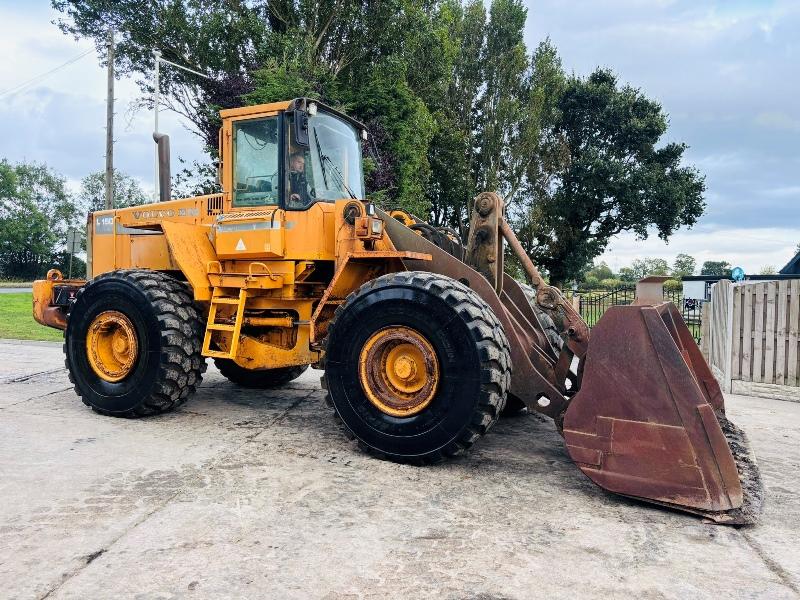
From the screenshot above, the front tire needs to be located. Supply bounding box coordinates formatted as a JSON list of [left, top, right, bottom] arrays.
[[322, 271, 511, 463], [65, 269, 206, 417], [214, 359, 308, 389]]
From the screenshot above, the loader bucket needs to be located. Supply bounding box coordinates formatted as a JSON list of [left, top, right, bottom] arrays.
[[563, 302, 763, 524]]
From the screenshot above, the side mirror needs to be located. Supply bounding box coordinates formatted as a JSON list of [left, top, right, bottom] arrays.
[[294, 110, 309, 147]]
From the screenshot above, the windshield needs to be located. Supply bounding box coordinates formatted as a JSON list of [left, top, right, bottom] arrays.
[[287, 111, 364, 209], [232, 117, 279, 207]]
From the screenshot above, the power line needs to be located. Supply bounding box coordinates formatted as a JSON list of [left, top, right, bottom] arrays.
[[0, 48, 94, 99]]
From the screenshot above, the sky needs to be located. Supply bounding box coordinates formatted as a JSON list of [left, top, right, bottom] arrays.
[[0, 0, 797, 274]]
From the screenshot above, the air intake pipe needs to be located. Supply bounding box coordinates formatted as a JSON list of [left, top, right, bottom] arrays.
[[153, 132, 171, 203]]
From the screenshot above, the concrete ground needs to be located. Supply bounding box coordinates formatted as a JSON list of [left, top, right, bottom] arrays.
[[1, 340, 798, 600]]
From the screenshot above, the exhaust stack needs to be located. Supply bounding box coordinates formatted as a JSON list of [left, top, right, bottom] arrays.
[[153, 132, 171, 203]]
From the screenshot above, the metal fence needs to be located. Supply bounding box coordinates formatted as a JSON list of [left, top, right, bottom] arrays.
[[575, 286, 705, 344]]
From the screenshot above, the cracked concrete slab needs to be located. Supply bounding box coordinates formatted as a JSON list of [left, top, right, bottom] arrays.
[[0, 340, 798, 599]]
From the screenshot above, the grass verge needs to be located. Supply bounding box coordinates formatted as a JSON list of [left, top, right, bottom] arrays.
[[0, 293, 63, 341]]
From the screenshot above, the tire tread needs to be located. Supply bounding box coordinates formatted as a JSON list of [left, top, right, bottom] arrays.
[[321, 270, 512, 464], [65, 269, 206, 417]]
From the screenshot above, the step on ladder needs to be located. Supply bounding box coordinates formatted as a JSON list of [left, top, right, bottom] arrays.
[[202, 288, 248, 359]]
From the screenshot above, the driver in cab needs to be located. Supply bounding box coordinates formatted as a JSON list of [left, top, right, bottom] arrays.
[[288, 151, 314, 209]]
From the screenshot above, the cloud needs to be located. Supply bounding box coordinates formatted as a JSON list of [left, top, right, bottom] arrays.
[[523, 0, 800, 251], [754, 111, 800, 132], [0, 0, 796, 273], [761, 185, 800, 198], [600, 226, 797, 275], [0, 4, 207, 195]]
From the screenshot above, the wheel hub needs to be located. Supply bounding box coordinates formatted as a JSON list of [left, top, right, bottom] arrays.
[[358, 326, 439, 417], [86, 310, 138, 382]]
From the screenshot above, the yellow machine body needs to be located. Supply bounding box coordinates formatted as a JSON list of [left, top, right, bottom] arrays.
[[38, 98, 419, 371]]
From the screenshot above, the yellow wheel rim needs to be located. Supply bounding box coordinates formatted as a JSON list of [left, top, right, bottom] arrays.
[[358, 326, 440, 417], [86, 310, 139, 382]]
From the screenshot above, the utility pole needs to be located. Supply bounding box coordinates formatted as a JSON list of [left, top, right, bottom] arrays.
[[152, 50, 161, 203], [104, 29, 114, 210]]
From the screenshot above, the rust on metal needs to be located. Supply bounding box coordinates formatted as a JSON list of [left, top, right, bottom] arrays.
[[32, 269, 85, 331], [562, 302, 757, 522], [498, 218, 589, 359], [382, 208, 571, 420], [384, 194, 762, 524], [464, 191, 504, 293], [86, 310, 139, 382], [358, 325, 440, 417]]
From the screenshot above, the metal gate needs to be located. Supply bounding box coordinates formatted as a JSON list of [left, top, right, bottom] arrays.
[[577, 287, 704, 344]]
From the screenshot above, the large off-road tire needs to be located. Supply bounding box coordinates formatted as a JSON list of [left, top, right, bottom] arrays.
[[322, 271, 512, 464], [214, 359, 308, 389], [64, 269, 206, 417]]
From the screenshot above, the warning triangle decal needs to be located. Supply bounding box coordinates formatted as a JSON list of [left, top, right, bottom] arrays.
[[235, 238, 246, 251]]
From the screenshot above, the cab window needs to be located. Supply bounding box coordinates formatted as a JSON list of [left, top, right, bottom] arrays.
[[286, 114, 315, 210], [232, 117, 279, 207], [285, 111, 365, 210], [306, 112, 364, 201]]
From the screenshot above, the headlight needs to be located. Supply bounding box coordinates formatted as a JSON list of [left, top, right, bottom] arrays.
[[371, 219, 383, 235]]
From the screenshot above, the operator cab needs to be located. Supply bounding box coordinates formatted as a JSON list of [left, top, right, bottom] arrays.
[[228, 98, 367, 211]]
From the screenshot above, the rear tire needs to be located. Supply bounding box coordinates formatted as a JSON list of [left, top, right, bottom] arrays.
[[322, 271, 511, 463], [214, 359, 308, 389], [64, 269, 206, 417]]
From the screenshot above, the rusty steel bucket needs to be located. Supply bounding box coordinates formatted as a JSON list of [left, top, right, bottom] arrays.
[[382, 195, 762, 524], [562, 301, 763, 524]]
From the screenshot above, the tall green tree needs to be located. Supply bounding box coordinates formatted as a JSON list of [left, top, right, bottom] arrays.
[[630, 258, 670, 279], [510, 38, 566, 240], [53, 0, 452, 216], [476, 0, 528, 195], [584, 262, 614, 282], [672, 253, 697, 277], [80, 169, 148, 212], [516, 69, 706, 286], [0, 160, 80, 279], [700, 260, 732, 277], [427, 0, 485, 230]]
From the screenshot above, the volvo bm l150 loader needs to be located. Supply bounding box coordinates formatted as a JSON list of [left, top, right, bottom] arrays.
[[33, 98, 762, 523]]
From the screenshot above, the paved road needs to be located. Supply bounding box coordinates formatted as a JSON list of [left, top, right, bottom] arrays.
[[1, 339, 798, 599], [0, 287, 32, 294]]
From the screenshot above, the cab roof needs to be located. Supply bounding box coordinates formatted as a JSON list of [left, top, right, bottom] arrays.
[[219, 101, 290, 119], [219, 98, 366, 131]]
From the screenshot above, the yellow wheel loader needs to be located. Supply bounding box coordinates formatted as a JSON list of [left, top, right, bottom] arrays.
[[33, 98, 762, 523]]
